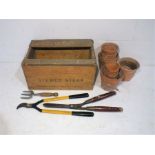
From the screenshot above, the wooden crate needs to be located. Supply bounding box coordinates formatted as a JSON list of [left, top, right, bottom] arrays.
[[22, 39, 98, 90]]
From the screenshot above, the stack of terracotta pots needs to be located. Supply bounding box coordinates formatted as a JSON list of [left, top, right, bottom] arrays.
[[99, 43, 140, 91], [99, 43, 123, 91]]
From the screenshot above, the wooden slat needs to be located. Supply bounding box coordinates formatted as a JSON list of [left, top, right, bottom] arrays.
[[34, 49, 91, 59], [30, 39, 94, 48]]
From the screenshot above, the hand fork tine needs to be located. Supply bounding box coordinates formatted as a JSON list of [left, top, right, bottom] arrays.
[[21, 90, 59, 99], [21, 90, 33, 99]]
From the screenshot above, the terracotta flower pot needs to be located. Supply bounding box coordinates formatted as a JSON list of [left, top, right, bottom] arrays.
[[102, 63, 120, 78], [101, 43, 119, 55], [100, 70, 123, 91], [119, 57, 140, 81], [98, 52, 119, 65], [102, 54, 119, 63]]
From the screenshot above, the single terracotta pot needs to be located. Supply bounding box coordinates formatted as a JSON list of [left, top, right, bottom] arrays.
[[102, 53, 119, 62], [102, 63, 120, 78], [98, 52, 119, 65], [119, 57, 140, 81], [102, 50, 118, 57], [104, 62, 120, 73], [101, 43, 119, 55], [100, 70, 123, 91]]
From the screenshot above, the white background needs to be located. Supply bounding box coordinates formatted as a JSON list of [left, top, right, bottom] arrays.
[[0, 19, 154, 134]]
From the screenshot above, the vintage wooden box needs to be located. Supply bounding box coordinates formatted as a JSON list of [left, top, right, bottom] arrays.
[[22, 39, 98, 90]]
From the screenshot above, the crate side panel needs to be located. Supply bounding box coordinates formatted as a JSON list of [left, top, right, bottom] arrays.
[[22, 65, 97, 90]]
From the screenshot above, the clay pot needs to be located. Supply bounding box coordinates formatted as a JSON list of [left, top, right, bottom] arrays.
[[102, 53, 119, 63], [101, 43, 119, 63], [102, 63, 120, 78], [100, 70, 123, 91], [101, 43, 119, 55], [98, 52, 119, 66], [119, 57, 140, 81]]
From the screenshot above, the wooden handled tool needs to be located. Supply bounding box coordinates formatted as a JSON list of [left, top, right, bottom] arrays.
[[43, 91, 123, 112], [21, 90, 59, 99]]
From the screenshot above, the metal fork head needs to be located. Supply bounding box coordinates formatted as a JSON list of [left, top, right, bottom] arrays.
[[21, 90, 34, 99]]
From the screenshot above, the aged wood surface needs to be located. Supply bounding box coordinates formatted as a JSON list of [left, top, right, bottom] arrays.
[[22, 39, 98, 90], [34, 49, 91, 59], [30, 39, 94, 48], [23, 65, 97, 90]]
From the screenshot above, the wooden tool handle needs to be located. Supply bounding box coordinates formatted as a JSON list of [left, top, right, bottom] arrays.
[[81, 91, 116, 106], [81, 106, 123, 112], [37, 92, 58, 97]]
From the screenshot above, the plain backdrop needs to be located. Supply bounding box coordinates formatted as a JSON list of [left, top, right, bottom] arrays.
[[0, 19, 154, 64], [0, 19, 154, 134]]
